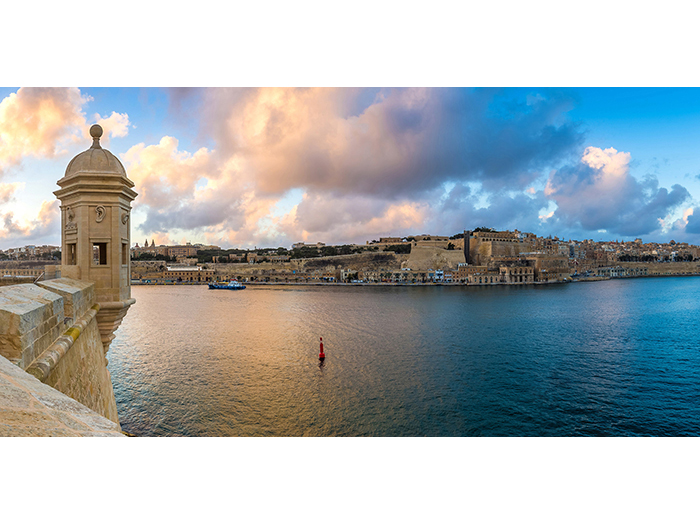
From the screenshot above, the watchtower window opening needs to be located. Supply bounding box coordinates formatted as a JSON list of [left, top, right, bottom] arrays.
[[122, 243, 128, 265], [93, 242, 108, 265], [67, 243, 77, 265]]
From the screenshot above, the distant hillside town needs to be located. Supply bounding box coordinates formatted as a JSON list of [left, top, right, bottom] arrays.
[[3, 229, 700, 286], [0, 244, 60, 261]]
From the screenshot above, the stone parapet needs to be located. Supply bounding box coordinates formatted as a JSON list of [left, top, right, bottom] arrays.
[[26, 304, 100, 382], [0, 276, 36, 288], [0, 281, 121, 423], [0, 284, 64, 369], [37, 277, 96, 322], [0, 353, 124, 436]]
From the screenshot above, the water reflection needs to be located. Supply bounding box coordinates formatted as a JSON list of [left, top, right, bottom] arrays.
[[109, 279, 700, 436]]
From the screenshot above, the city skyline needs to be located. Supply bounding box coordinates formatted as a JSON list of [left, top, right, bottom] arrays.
[[2, 87, 700, 251]]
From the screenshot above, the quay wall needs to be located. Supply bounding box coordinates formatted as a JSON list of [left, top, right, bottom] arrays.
[[614, 261, 700, 275], [0, 279, 119, 425]]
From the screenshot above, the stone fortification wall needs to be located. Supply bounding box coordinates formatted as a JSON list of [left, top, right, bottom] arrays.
[[0, 279, 119, 424], [405, 245, 466, 270], [615, 261, 700, 275], [300, 252, 401, 271], [469, 239, 534, 266], [415, 239, 450, 249], [0, 284, 65, 369], [204, 252, 402, 277], [0, 353, 123, 436]]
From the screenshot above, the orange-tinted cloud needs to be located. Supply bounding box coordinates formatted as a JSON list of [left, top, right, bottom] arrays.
[[94, 111, 130, 147], [0, 200, 59, 242], [0, 182, 23, 204], [0, 87, 91, 173], [124, 87, 584, 246], [122, 136, 214, 210], [281, 192, 428, 244], [198, 87, 582, 198]]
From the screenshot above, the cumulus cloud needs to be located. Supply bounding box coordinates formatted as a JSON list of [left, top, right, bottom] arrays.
[[0, 182, 23, 204], [544, 147, 690, 237], [122, 136, 215, 210], [684, 208, 700, 234], [198, 87, 582, 198], [121, 135, 279, 244], [125, 88, 588, 246], [122, 89, 696, 247], [0, 87, 91, 174], [670, 207, 694, 232], [430, 182, 552, 236], [280, 193, 429, 243], [94, 111, 130, 146], [0, 200, 59, 243]]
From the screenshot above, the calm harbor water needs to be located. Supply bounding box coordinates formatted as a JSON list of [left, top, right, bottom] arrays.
[[108, 278, 700, 436]]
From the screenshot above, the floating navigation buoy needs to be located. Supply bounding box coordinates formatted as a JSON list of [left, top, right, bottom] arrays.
[[319, 337, 325, 360]]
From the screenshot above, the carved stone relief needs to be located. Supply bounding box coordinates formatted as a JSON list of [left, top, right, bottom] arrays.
[[65, 206, 77, 231]]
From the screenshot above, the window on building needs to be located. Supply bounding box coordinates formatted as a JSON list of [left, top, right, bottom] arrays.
[[67, 243, 77, 265], [122, 243, 128, 265], [93, 242, 107, 265]]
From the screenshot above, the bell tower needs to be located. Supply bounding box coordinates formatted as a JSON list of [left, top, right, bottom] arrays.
[[54, 124, 137, 353]]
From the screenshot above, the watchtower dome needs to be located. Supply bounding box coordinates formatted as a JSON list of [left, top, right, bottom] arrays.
[[54, 124, 137, 352]]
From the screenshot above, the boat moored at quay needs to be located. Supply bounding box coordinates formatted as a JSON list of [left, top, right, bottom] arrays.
[[208, 280, 246, 290]]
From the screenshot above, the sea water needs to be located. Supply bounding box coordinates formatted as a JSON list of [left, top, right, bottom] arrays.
[[108, 278, 700, 436]]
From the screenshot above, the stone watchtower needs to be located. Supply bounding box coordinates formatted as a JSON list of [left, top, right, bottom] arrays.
[[54, 124, 137, 353]]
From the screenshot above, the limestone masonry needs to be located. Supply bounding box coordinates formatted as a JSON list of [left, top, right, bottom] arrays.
[[0, 125, 135, 436]]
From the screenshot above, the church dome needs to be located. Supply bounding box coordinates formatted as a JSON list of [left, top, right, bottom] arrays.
[[63, 124, 127, 178]]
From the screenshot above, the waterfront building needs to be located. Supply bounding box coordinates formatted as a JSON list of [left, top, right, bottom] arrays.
[[164, 266, 215, 282], [596, 266, 649, 278], [500, 265, 534, 284], [457, 263, 484, 282], [467, 268, 501, 284]]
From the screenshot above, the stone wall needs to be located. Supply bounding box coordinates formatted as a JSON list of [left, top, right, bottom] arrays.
[[405, 245, 466, 271], [615, 261, 700, 275], [0, 279, 119, 425], [0, 276, 36, 288], [0, 284, 65, 369], [0, 353, 123, 436], [469, 239, 532, 266]]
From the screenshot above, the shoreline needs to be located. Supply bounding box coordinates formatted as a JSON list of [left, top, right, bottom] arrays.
[[131, 274, 700, 287]]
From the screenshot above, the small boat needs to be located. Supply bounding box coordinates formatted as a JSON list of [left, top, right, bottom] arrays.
[[208, 280, 246, 290]]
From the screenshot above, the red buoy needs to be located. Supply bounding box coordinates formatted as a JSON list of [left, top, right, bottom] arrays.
[[319, 337, 325, 359]]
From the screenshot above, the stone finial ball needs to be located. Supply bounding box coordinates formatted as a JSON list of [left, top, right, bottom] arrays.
[[90, 124, 103, 138]]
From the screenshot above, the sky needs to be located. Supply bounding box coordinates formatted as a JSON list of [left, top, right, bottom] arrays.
[[2, 86, 700, 250]]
